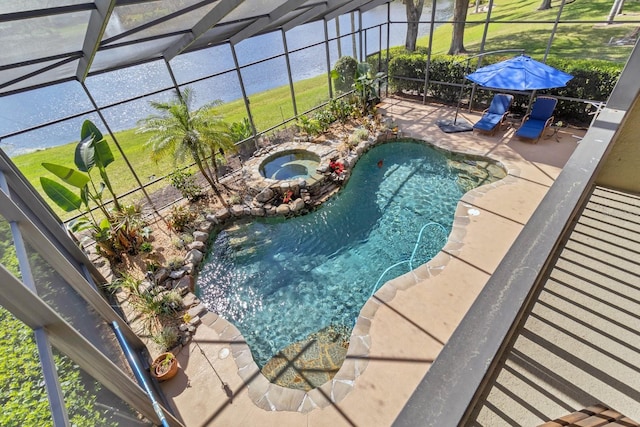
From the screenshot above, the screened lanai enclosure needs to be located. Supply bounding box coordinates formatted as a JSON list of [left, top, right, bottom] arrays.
[[1, 0, 640, 425]]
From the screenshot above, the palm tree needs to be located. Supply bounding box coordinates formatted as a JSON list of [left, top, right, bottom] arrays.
[[199, 110, 237, 187], [137, 88, 231, 206]]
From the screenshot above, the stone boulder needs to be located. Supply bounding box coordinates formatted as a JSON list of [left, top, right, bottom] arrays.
[[185, 249, 203, 266], [255, 187, 275, 203], [193, 231, 208, 242], [290, 198, 305, 212], [276, 204, 290, 215], [230, 204, 245, 217]]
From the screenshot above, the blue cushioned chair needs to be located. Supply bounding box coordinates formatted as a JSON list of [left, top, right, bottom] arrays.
[[473, 93, 514, 135], [515, 96, 558, 143]]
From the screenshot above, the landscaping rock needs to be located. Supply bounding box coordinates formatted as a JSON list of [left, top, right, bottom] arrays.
[[193, 231, 208, 242], [169, 269, 186, 280], [230, 204, 245, 216], [138, 280, 154, 295], [276, 204, 290, 215], [181, 263, 194, 275], [291, 198, 305, 212], [205, 213, 219, 224], [255, 187, 275, 203], [187, 303, 207, 319], [187, 240, 206, 251], [182, 292, 199, 308], [154, 268, 171, 283], [251, 207, 266, 216], [185, 249, 203, 265], [174, 275, 194, 295], [215, 208, 231, 221], [198, 221, 213, 232]]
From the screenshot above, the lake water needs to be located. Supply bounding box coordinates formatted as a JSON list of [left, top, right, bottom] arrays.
[[0, 2, 453, 157]]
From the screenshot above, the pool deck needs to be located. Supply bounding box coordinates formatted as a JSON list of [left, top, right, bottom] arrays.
[[159, 96, 585, 427]]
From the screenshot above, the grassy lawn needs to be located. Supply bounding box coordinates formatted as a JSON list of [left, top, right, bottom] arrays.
[[13, 0, 639, 220], [421, 0, 639, 62]]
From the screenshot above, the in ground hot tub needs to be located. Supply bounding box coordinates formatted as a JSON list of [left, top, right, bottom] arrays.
[[259, 149, 321, 180]]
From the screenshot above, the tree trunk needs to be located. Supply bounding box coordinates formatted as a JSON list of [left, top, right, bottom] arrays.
[[404, 0, 426, 52], [448, 0, 470, 55], [538, 0, 552, 10], [191, 150, 226, 206], [607, 0, 625, 23], [474, 0, 481, 14]]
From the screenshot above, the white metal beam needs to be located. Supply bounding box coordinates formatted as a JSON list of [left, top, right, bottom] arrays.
[[324, 0, 369, 21], [163, 0, 244, 61], [76, 0, 117, 82], [230, 0, 308, 45], [0, 264, 182, 426], [0, 189, 144, 349]]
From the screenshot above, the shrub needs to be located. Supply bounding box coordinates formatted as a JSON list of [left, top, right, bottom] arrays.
[[332, 56, 358, 93], [348, 127, 369, 147], [169, 169, 204, 202], [230, 117, 253, 142], [152, 326, 180, 352], [387, 53, 623, 125], [167, 204, 197, 233], [296, 115, 323, 136]]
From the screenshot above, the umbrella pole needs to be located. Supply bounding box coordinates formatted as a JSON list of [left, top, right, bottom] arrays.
[[453, 58, 471, 123]]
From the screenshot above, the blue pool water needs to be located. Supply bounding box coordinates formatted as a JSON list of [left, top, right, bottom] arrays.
[[197, 141, 500, 367], [259, 149, 320, 180]]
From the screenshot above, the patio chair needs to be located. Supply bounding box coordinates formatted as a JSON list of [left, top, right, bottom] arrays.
[[515, 96, 558, 143], [473, 93, 514, 135]]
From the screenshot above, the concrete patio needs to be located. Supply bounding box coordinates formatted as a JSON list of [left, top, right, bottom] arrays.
[[159, 96, 587, 427]]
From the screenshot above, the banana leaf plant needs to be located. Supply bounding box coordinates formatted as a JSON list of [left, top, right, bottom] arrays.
[[40, 120, 126, 258], [353, 62, 384, 114]]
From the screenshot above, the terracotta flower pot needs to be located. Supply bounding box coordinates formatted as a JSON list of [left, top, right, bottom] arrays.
[[151, 352, 179, 382]]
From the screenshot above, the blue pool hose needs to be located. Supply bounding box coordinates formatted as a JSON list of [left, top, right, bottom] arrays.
[[369, 222, 447, 299]]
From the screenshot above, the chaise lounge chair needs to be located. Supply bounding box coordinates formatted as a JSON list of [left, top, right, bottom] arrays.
[[473, 93, 514, 135], [515, 96, 558, 143]]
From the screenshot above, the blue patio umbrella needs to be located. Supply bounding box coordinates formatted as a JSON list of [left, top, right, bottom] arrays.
[[465, 54, 573, 90]]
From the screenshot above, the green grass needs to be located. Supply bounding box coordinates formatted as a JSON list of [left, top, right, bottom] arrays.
[[420, 0, 639, 62], [13, 0, 639, 219]]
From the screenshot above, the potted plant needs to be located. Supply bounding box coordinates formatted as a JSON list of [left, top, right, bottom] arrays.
[[151, 352, 179, 382]]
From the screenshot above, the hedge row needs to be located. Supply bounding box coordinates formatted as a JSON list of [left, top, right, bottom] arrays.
[[386, 53, 623, 125]]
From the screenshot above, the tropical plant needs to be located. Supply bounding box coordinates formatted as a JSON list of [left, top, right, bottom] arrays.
[[229, 117, 253, 142], [137, 87, 233, 206], [353, 62, 385, 114], [152, 327, 179, 352], [199, 109, 238, 186], [108, 274, 182, 336], [40, 120, 121, 224], [327, 98, 356, 123], [167, 204, 197, 233], [296, 114, 323, 137], [40, 120, 149, 261], [169, 168, 204, 201]]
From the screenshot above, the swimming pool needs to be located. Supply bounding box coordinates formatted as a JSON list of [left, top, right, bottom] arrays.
[[196, 140, 504, 369]]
